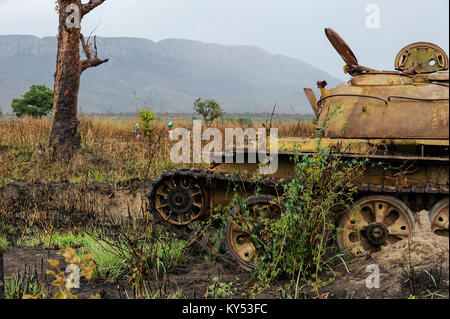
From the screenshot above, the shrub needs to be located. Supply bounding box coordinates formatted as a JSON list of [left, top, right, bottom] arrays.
[[139, 108, 156, 137], [253, 147, 365, 288], [219, 106, 367, 294]]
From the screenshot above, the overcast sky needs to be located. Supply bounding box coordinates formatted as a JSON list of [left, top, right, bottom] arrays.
[[0, 0, 448, 79]]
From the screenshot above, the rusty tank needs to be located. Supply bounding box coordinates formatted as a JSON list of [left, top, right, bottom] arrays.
[[148, 28, 449, 271]]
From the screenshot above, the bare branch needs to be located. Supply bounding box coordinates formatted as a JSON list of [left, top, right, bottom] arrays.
[[80, 57, 109, 72], [80, 33, 92, 59], [93, 35, 99, 57], [81, 0, 106, 16], [80, 34, 108, 72]]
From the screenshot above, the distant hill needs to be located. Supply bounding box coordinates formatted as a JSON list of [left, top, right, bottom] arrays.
[[0, 35, 340, 114]]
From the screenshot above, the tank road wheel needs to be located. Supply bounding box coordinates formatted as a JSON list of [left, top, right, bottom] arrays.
[[225, 195, 283, 272], [153, 175, 207, 226], [429, 198, 449, 237], [337, 195, 414, 258]]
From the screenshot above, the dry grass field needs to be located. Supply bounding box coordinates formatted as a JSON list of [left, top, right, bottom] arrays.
[[0, 116, 315, 186]]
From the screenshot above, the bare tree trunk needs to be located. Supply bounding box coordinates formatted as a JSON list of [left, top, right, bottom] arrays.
[[49, 0, 108, 158], [0, 250, 4, 299]]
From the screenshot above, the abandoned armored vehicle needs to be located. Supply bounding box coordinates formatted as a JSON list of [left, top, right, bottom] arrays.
[[148, 28, 449, 271]]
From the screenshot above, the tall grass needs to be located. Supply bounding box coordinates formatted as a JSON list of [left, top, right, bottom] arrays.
[[0, 115, 315, 185]]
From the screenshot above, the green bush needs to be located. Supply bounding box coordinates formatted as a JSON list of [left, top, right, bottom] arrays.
[[254, 148, 364, 287], [218, 105, 367, 294], [139, 108, 156, 137]]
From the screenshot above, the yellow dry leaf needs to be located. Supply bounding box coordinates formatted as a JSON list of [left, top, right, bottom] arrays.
[[83, 253, 94, 262], [52, 275, 65, 287], [71, 256, 82, 265], [62, 247, 75, 263], [46, 270, 57, 277], [48, 259, 60, 269]]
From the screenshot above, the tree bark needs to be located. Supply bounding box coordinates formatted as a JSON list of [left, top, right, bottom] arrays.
[[48, 0, 107, 158], [0, 250, 4, 299]]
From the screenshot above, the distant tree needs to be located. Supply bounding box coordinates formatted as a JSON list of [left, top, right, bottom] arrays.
[[193, 98, 224, 127], [11, 85, 54, 118], [237, 117, 252, 126]]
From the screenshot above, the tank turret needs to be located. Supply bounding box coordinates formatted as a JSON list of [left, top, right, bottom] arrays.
[[306, 28, 449, 142]]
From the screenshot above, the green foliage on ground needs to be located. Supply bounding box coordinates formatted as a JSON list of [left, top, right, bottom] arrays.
[[17, 231, 91, 249], [4, 268, 43, 299], [203, 106, 368, 296]]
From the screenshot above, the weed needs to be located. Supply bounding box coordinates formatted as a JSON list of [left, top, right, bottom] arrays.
[[208, 277, 238, 299], [23, 247, 99, 299], [0, 235, 8, 250], [4, 267, 44, 299], [17, 231, 91, 249], [204, 106, 365, 295]]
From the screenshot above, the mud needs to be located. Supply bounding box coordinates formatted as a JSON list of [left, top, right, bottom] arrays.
[[0, 180, 152, 218], [2, 248, 276, 299], [4, 239, 446, 300]]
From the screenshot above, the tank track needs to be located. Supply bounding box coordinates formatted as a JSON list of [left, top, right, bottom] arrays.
[[148, 168, 449, 197], [146, 168, 449, 268], [146, 168, 293, 268]]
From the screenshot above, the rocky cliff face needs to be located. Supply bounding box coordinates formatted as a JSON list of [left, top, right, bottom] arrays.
[[0, 35, 339, 114]]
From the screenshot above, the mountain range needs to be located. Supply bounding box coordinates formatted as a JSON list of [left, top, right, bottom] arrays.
[[0, 35, 340, 114]]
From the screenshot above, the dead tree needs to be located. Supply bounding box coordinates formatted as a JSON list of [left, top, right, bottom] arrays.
[[0, 250, 4, 299], [48, 0, 108, 158]]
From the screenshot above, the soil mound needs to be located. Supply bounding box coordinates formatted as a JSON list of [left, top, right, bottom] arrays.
[[326, 211, 449, 299], [373, 210, 448, 267]]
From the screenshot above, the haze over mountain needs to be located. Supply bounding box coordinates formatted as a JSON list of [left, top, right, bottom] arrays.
[[0, 35, 340, 114]]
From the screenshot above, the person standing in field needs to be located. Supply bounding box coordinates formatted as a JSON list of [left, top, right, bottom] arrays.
[[168, 122, 174, 138], [134, 123, 141, 141]]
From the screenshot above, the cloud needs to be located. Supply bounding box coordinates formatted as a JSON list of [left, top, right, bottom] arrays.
[[0, 0, 448, 79]]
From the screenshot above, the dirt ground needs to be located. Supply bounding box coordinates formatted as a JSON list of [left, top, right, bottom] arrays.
[[1, 183, 448, 299], [2, 248, 278, 299], [3, 217, 448, 300]]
